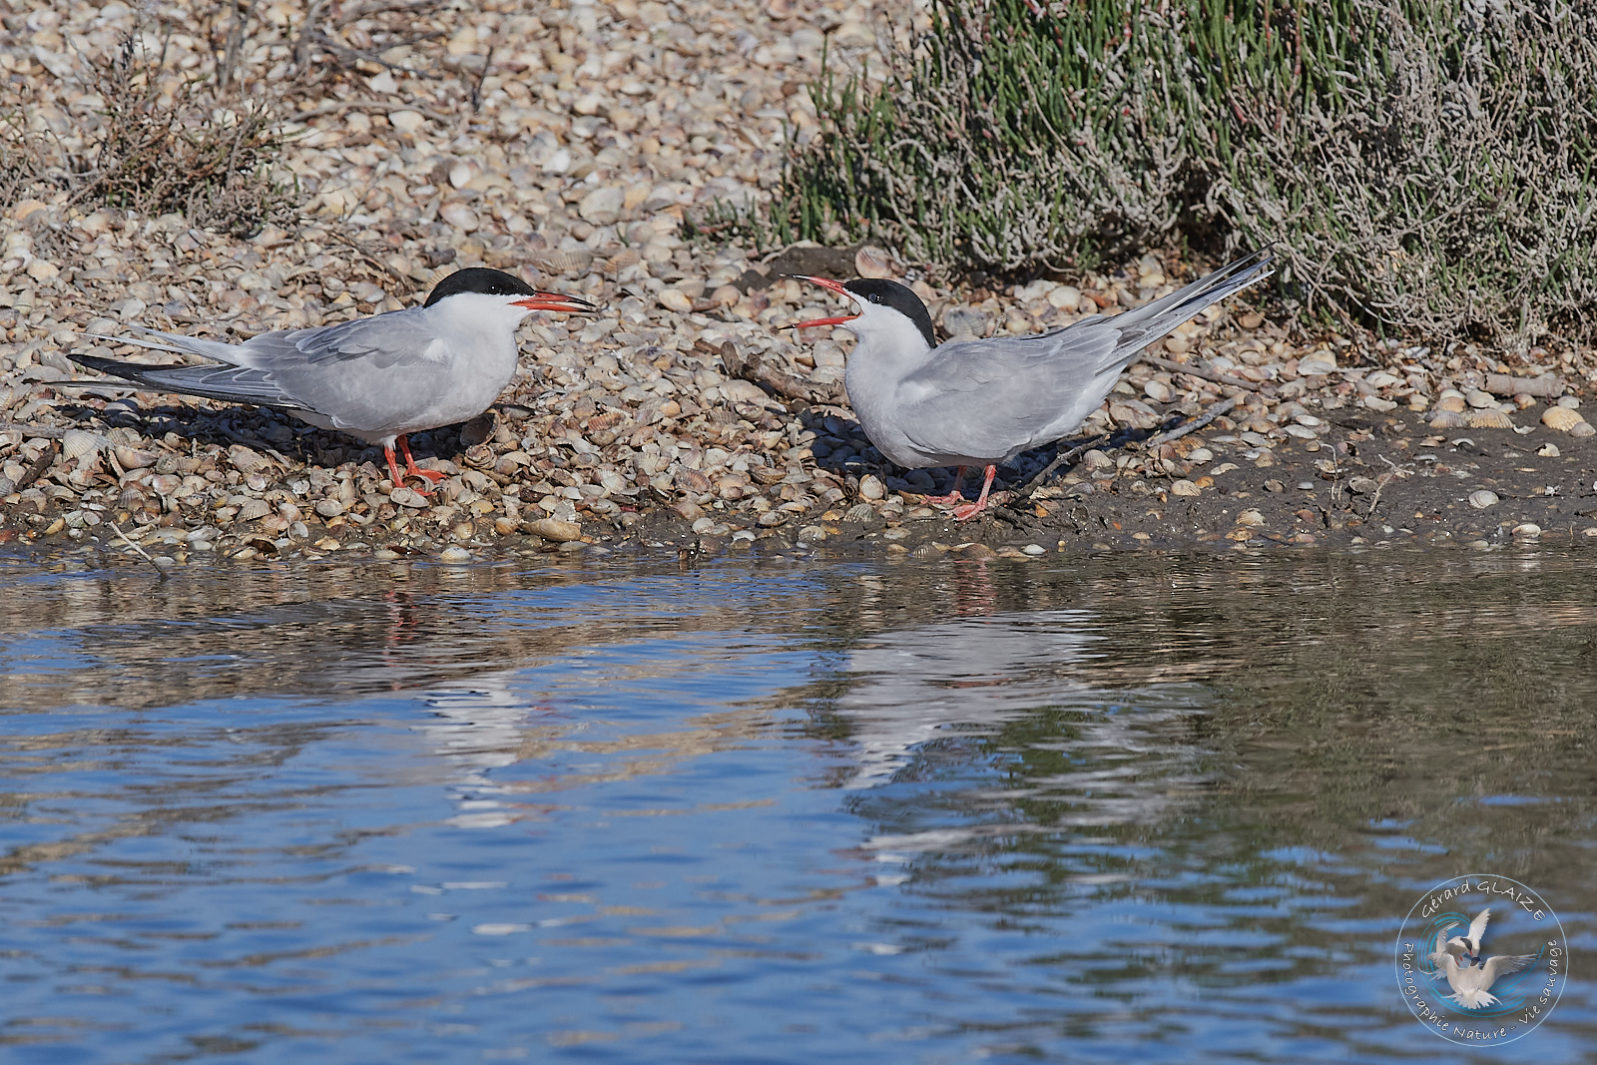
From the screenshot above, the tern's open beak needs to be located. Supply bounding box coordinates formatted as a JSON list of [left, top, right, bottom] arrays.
[[513, 292, 597, 314], [790, 275, 860, 330]]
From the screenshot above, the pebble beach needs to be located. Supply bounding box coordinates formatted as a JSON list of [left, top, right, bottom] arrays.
[[4, 0, 1596, 568]]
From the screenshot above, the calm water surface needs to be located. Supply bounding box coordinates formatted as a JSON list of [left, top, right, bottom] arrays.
[[2, 547, 1594, 1063]]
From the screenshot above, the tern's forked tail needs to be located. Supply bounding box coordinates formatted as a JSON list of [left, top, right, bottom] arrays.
[[67, 353, 302, 411], [1112, 245, 1276, 358]]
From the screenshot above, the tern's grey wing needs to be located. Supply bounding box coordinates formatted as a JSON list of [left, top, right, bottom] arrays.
[[232, 311, 459, 435], [269, 306, 442, 369], [894, 324, 1127, 461]]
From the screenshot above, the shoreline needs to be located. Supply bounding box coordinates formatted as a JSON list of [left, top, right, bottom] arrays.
[[5, 3, 1594, 568], [6, 389, 1596, 569]]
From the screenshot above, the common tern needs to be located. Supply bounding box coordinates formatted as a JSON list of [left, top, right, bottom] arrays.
[[1428, 949, 1536, 1009], [792, 248, 1273, 519], [69, 267, 595, 492]]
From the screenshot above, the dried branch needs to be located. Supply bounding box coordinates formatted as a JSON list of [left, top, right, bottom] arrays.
[[717, 342, 846, 406]]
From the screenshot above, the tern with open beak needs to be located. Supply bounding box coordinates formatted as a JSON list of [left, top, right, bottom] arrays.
[[791, 248, 1274, 519], [69, 267, 595, 492]]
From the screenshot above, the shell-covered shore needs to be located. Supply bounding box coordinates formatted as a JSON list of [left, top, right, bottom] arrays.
[[4, 1, 1594, 567]]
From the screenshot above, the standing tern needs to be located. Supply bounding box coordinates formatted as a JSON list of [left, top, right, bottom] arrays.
[[69, 267, 595, 492], [792, 248, 1274, 519]]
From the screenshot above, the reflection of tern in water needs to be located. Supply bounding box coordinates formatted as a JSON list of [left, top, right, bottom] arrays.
[[831, 610, 1099, 789], [825, 610, 1212, 829], [410, 673, 556, 828]]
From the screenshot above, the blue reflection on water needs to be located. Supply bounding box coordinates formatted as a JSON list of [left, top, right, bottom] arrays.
[[0, 552, 1592, 1063]]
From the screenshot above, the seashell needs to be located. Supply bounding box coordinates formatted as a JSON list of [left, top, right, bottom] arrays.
[[526, 248, 594, 276], [675, 466, 711, 494], [1465, 389, 1496, 409], [227, 444, 271, 475], [586, 409, 625, 433], [601, 248, 640, 274], [493, 450, 534, 477], [1469, 490, 1499, 509], [1466, 409, 1513, 429], [855, 245, 893, 279], [1428, 410, 1466, 429], [750, 464, 785, 486], [236, 497, 272, 522], [463, 443, 495, 469], [1540, 406, 1588, 433], [61, 429, 103, 463], [1434, 393, 1467, 413], [113, 445, 157, 470], [1572, 421, 1597, 439]]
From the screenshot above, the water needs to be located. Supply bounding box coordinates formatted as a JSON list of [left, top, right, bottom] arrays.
[[2, 548, 1594, 1063]]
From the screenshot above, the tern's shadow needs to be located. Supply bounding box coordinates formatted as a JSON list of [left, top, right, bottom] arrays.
[[49, 393, 475, 470], [791, 405, 1124, 510]]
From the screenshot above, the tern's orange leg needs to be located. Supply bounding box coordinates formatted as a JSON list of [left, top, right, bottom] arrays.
[[384, 435, 446, 493], [397, 436, 446, 483], [951, 465, 998, 521], [922, 466, 969, 505]]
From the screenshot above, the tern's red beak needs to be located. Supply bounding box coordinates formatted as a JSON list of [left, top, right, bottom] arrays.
[[791, 275, 861, 330], [513, 292, 597, 314]]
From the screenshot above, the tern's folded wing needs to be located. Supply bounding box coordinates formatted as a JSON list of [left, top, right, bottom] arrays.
[[894, 327, 1126, 461], [227, 316, 457, 434]]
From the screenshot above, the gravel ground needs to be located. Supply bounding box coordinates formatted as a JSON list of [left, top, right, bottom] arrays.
[[4, 1, 1596, 569]]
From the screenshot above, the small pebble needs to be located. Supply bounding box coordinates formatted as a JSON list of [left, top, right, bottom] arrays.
[[528, 518, 583, 542]]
